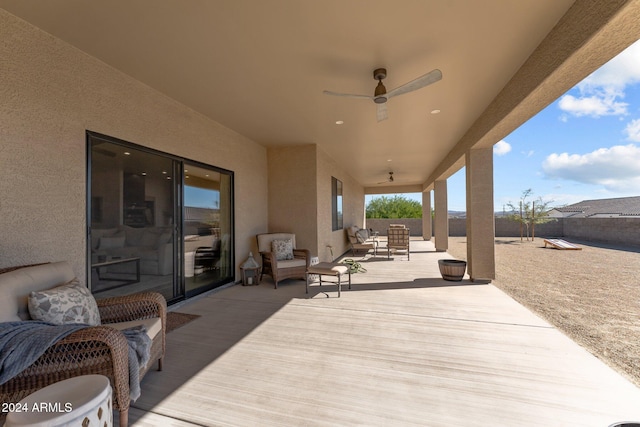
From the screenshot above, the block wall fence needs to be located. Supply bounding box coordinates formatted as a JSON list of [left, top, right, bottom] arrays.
[[365, 217, 640, 247]]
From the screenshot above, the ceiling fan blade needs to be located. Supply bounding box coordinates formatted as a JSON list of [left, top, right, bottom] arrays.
[[386, 68, 442, 99], [376, 103, 388, 122], [323, 90, 373, 100], [377, 174, 394, 184]]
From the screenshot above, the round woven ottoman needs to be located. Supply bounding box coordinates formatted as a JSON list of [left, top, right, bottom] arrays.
[[5, 374, 112, 427]]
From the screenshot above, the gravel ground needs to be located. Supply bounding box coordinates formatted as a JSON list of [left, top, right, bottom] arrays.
[[446, 236, 640, 387]]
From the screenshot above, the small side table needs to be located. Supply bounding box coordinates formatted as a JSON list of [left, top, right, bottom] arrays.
[[5, 374, 112, 427], [306, 262, 351, 297]]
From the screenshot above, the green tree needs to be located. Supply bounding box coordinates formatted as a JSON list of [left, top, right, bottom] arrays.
[[366, 195, 422, 219], [505, 189, 555, 241]]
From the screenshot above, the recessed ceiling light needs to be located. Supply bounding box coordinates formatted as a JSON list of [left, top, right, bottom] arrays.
[[167, 176, 171, 180], [185, 175, 190, 179], [141, 172, 147, 176], [431, 109, 441, 114], [124, 152, 131, 155], [162, 171, 167, 174], [335, 120, 344, 125]]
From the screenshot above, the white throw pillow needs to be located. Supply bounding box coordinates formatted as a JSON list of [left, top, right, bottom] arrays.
[[272, 239, 294, 261], [28, 278, 101, 326]]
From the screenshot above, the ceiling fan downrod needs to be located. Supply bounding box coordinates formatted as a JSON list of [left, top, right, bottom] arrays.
[[373, 68, 387, 103]]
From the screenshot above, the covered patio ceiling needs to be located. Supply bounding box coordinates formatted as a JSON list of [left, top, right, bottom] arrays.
[[1, 1, 638, 192]]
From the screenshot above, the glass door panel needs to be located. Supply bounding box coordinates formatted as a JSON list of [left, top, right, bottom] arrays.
[[183, 163, 233, 296], [89, 136, 179, 301]]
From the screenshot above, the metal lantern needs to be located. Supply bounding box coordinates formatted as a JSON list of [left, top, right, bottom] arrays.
[[240, 252, 260, 286]]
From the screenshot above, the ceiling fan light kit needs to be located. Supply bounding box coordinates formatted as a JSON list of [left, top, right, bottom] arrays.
[[323, 67, 442, 121], [373, 68, 388, 103]]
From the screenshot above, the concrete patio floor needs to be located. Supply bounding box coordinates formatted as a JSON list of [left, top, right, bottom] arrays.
[[124, 239, 640, 426]]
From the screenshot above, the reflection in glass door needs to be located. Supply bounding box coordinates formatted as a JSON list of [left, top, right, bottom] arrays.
[[88, 132, 235, 303], [183, 163, 233, 296], [88, 134, 178, 301]]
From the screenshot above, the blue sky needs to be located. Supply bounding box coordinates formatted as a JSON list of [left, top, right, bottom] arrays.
[[368, 39, 640, 212], [185, 186, 219, 208]]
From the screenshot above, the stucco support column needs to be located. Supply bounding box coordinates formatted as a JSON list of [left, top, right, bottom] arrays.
[[434, 180, 448, 252], [421, 190, 432, 240], [465, 147, 495, 282]]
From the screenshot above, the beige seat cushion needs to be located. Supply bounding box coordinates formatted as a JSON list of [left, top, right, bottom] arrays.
[[307, 262, 349, 276], [107, 317, 162, 340], [276, 258, 306, 269]]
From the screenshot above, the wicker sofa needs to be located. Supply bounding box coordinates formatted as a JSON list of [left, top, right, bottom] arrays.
[[0, 262, 166, 427]]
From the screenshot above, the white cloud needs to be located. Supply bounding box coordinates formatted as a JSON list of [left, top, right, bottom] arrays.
[[625, 119, 640, 142], [493, 140, 511, 156], [558, 39, 640, 118], [558, 93, 627, 117], [542, 144, 640, 192], [579, 39, 640, 90]]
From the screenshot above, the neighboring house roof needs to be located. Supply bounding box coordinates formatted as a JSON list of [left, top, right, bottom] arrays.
[[552, 196, 640, 218], [185, 206, 219, 222]]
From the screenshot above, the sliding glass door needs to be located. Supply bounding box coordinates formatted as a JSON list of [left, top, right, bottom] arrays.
[[87, 132, 234, 303]]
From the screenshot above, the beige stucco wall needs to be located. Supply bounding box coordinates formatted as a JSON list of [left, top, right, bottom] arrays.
[[266, 145, 364, 261], [267, 145, 318, 253], [316, 147, 364, 261], [0, 10, 268, 281]]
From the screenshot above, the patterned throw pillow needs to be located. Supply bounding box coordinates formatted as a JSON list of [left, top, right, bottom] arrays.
[[272, 239, 294, 261], [28, 278, 101, 326]]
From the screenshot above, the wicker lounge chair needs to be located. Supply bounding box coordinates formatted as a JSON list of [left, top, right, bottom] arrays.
[[257, 233, 310, 288], [0, 262, 166, 427]]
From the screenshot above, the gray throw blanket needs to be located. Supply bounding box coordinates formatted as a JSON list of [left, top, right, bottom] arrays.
[[121, 325, 152, 401], [0, 321, 87, 385], [0, 321, 151, 402]]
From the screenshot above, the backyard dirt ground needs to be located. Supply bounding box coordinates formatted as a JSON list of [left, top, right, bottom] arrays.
[[446, 236, 640, 387]]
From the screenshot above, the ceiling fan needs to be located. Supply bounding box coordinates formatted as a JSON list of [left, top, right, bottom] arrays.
[[323, 67, 442, 121], [377, 171, 394, 184]]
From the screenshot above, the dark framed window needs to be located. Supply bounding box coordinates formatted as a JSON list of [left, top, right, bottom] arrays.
[[331, 177, 343, 231]]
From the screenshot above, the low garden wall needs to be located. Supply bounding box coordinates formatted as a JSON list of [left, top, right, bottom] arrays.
[[563, 217, 640, 247], [366, 218, 422, 236], [449, 218, 564, 237], [366, 217, 640, 247]]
